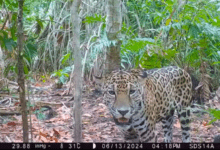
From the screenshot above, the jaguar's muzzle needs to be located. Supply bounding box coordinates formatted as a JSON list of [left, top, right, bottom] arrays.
[[118, 117, 129, 123], [113, 116, 132, 125]]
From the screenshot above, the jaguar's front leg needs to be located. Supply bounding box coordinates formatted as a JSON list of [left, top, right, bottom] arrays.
[[118, 125, 140, 142], [132, 114, 156, 143]]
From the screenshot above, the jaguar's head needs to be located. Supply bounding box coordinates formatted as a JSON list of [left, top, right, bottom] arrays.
[[95, 70, 147, 126]]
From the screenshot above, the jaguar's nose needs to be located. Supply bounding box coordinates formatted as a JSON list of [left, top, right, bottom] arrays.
[[118, 110, 129, 116]]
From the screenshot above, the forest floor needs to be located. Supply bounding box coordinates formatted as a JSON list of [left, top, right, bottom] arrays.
[[0, 80, 220, 143]]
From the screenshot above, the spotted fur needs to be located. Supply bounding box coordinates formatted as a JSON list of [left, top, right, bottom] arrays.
[[98, 66, 192, 143]]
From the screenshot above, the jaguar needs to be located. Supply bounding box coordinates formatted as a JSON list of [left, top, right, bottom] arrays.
[[96, 66, 192, 143]]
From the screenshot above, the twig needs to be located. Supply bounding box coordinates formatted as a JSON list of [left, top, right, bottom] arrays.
[[4, 136, 12, 142], [0, 98, 9, 103], [1, 13, 9, 30], [27, 81, 33, 143]]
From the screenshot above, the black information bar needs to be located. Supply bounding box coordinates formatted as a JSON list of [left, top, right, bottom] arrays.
[[0, 143, 219, 150]]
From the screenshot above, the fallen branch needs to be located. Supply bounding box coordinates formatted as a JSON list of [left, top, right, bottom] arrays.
[[0, 110, 20, 115]]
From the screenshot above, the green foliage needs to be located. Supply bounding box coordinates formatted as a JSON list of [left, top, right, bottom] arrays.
[[33, 107, 48, 120], [3, 65, 16, 78], [1, 0, 220, 91], [41, 75, 46, 83], [36, 18, 44, 29], [0, 0, 44, 77], [51, 65, 73, 84], [121, 37, 155, 69], [120, 21, 178, 69], [2, 37, 17, 52], [57, 53, 73, 81], [207, 109, 220, 125], [88, 31, 117, 69], [24, 38, 38, 67], [83, 14, 106, 24], [122, 0, 220, 81], [1, 35, 38, 77], [3, 0, 18, 11], [60, 53, 71, 65]]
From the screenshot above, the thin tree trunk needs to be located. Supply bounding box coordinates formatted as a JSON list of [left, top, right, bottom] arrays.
[[105, 0, 122, 74], [0, 47, 4, 78], [71, 0, 82, 142], [17, 0, 28, 143], [199, 62, 211, 104]]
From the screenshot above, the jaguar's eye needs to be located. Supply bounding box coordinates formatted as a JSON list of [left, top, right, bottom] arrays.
[[109, 91, 115, 95], [130, 90, 135, 94]]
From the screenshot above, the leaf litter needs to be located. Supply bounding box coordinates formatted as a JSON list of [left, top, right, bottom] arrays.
[[0, 81, 220, 143]]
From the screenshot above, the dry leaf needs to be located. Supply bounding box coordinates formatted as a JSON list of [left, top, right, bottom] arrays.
[[83, 113, 92, 117], [98, 103, 105, 107], [52, 137, 58, 143], [53, 128, 60, 138], [39, 131, 48, 138], [83, 121, 90, 124], [14, 102, 20, 106], [35, 83, 42, 87], [60, 114, 70, 120], [7, 122, 16, 126], [31, 115, 38, 121], [202, 120, 207, 126], [40, 136, 48, 143]]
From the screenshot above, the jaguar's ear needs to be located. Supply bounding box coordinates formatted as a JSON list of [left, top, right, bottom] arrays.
[[137, 70, 148, 86], [93, 74, 104, 85], [93, 72, 105, 91], [131, 69, 148, 86]]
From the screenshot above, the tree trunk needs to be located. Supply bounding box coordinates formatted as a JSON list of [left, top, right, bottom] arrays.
[[199, 62, 211, 105], [105, 0, 122, 74], [0, 47, 4, 78], [17, 0, 28, 143], [71, 0, 82, 142]]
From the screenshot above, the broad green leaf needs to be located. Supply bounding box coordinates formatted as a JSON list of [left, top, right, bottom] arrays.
[[51, 71, 62, 77], [63, 73, 69, 77], [213, 61, 220, 65], [36, 113, 46, 120], [165, 0, 174, 6], [62, 66, 72, 73], [61, 53, 70, 64], [49, 16, 53, 22], [60, 75, 67, 84], [24, 64, 29, 74], [208, 118, 217, 125], [3, 38, 16, 51], [36, 19, 44, 29], [166, 19, 172, 26], [57, 71, 62, 77], [208, 109, 220, 124], [11, 13, 17, 40], [83, 14, 105, 24], [163, 49, 177, 60], [209, 109, 220, 119], [3, 64, 13, 77]]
